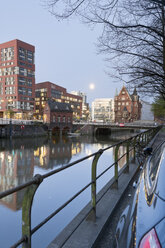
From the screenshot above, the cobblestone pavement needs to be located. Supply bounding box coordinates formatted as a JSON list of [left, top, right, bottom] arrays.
[[95, 128, 165, 248]]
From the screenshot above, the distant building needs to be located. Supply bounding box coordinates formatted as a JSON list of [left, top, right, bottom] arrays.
[[70, 91, 89, 121], [0, 39, 35, 119], [114, 86, 141, 123], [43, 99, 73, 125], [35, 82, 82, 121], [91, 98, 114, 122], [141, 100, 154, 121]]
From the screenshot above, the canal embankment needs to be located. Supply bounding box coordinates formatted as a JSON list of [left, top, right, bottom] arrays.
[[0, 124, 48, 138]]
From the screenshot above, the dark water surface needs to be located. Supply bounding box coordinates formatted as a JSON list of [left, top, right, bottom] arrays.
[[0, 132, 134, 247]]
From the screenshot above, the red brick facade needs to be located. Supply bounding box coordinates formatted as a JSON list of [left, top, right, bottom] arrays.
[[35, 81, 82, 121], [114, 86, 141, 123], [0, 39, 35, 119], [43, 100, 73, 124]]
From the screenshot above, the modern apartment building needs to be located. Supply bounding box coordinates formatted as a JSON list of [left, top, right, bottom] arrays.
[[0, 39, 35, 119], [70, 91, 89, 121], [35, 81, 82, 120], [91, 98, 115, 122]]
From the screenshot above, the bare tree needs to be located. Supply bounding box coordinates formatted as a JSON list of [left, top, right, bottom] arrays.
[[45, 0, 165, 99]]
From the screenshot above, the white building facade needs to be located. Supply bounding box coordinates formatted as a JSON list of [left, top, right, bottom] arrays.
[[91, 98, 114, 122]]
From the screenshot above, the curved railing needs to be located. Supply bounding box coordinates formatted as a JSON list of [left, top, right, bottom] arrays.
[[0, 126, 161, 248]]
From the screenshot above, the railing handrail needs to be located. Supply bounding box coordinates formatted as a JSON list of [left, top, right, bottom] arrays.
[[0, 118, 43, 125], [0, 129, 148, 199], [0, 126, 161, 248]]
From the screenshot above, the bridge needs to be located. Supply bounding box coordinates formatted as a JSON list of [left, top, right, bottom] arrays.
[[0, 126, 161, 248], [0, 118, 157, 138], [73, 121, 158, 136]]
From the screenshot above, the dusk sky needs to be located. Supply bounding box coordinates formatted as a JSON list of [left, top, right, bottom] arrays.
[[1, 0, 123, 104]]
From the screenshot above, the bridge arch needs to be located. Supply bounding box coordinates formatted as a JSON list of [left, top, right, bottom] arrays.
[[62, 126, 71, 135], [94, 127, 111, 136], [52, 126, 60, 135]]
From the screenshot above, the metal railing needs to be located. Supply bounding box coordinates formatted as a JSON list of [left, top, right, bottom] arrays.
[[0, 126, 161, 248], [0, 118, 43, 125]]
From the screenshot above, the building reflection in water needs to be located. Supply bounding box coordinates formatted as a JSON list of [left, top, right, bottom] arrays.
[[0, 148, 34, 211], [34, 136, 82, 169], [34, 136, 77, 169], [0, 136, 82, 211], [0, 133, 133, 212], [113, 145, 134, 169]]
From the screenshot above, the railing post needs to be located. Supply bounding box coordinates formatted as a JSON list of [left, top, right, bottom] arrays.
[[90, 149, 103, 220], [133, 137, 136, 162], [22, 174, 43, 248], [145, 132, 147, 145], [126, 140, 130, 172], [114, 144, 120, 188]]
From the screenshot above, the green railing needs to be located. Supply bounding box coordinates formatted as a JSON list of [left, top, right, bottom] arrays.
[[0, 126, 161, 248]]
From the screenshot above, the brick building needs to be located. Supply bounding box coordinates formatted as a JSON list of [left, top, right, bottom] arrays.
[[0, 39, 35, 119], [35, 81, 82, 121], [114, 86, 141, 123], [43, 99, 73, 125]]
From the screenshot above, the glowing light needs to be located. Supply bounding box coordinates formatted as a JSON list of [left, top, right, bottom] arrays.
[[89, 83, 95, 90]]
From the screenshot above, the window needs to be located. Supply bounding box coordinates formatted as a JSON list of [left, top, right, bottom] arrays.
[[58, 116, 61, 123], [63, 116, 66, 123], [19, 67, 27, 76], [123, 113, 128, 117], [5, 77, 15, 85], [1, 47, 14, 61], [5, 86, 15, 95], [53, 116, 56, 122], [18, 87, 32, 96]]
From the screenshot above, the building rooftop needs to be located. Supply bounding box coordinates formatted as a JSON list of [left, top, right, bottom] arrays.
[[47, 100, 73, 113]]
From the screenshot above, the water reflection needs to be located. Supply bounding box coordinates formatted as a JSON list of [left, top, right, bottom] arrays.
[[0, 132, 136, 247], [114, 145, 134, 169], [0, 133, 135, 212]]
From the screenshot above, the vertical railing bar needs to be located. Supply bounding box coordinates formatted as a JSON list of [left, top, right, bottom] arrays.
[[22, 174, 43, 248], [126, 140, 130, 172], [114, 144, 120, 188], [91, 149, 103, 219]]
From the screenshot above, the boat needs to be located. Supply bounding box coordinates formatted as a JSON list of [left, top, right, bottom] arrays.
[[67, 132, 81, 137]]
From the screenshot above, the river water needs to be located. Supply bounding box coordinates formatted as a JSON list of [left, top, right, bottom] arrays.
[[0, 131, 135, 248]]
